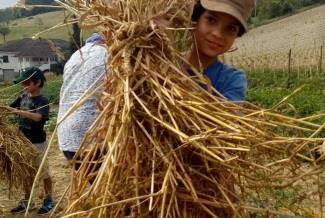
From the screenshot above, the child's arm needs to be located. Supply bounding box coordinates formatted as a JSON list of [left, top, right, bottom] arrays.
[[3, 106, 43, 122]]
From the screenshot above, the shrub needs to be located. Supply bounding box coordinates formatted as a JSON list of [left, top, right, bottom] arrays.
[[43, 76, 63, 104]]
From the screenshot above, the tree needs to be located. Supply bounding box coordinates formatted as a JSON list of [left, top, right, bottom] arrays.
[[69, 15, 82, 54], [256, 0, 296, 20], [0, 8, 14, 24], [37, 17, 44, 31], [26, 0, 54, 4], [0, 26, 10, 43], [1, 0, 60, 20]]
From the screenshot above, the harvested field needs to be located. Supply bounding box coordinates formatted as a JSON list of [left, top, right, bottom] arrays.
[[225, 4, 325, 71]]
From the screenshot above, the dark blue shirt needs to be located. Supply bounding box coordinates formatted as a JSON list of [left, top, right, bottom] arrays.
[[10, 94, 49, 143], [190, 60, 247, 101]]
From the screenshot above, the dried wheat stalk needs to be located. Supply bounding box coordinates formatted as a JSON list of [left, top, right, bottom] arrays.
[[0, 110, 38, 195], [49, 0, 325, 217]]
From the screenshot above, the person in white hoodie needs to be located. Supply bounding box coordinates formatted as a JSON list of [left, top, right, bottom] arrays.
[[57, 33, 108, 161]]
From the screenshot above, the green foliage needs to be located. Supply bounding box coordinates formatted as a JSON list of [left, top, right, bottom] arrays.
[[0, 25, 10, 42], [301, 0, 325, 6], [0, 11, 93, 44], [0, 8, 15, 24], [44, 111, 57, 132], [21, 0, 59, 17], [0, 84, 22, 106], [245, 69, 325, 214], [251, 0, 324, 26], [36, 17, 44, 31], [26, 0, 54, 4], [42, 75, 63, 104], [246, 68, 325, 124], [0, 0, 60, 23], [69, 15, 82, 55], [261, 0, 294, 19]]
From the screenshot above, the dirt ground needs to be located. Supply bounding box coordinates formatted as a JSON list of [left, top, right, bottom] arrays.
[[0, 136, 323, 217], [0, 136, 71, 218]]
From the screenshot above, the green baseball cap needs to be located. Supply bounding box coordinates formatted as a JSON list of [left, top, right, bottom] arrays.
[[14, 66, 46, 84]]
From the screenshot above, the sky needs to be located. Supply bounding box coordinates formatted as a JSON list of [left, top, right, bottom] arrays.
[[0, 0, 18, 9]]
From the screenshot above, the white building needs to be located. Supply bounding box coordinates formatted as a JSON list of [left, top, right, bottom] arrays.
[[0, 38, 69, 81]]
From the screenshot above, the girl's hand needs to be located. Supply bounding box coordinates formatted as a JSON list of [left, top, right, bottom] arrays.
[[150, 15, 173, 40], [151, 15, 172, 29]]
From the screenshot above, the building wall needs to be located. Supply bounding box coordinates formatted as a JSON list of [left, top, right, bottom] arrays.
[[3, 69, 17, 81], [0, 52, 20, 72], [20, 56, 57, 72], [0, 51, 59, 81], [0, 69, 19, 82]]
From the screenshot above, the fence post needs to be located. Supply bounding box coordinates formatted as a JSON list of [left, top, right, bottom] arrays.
[[287, 49, 292, 88]]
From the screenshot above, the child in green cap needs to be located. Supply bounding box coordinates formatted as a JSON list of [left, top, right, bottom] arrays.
[[4, 66, 54, 214]]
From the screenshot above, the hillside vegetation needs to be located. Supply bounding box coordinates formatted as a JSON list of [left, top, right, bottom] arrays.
[[251, 0, 324, 25], [0, 10, 93, 44]]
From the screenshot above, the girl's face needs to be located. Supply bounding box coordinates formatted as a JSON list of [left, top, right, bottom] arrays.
[[193, 11, 240, 59]]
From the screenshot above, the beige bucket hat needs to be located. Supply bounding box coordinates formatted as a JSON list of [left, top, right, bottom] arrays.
[[200, 0, 254, 32]]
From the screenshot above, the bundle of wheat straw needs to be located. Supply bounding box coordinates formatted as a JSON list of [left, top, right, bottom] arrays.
[[0, 111, 38, 194], [52, 0, 325, 217]]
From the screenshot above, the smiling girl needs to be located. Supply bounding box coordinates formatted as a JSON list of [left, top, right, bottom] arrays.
[[187, 0, 254, 102]]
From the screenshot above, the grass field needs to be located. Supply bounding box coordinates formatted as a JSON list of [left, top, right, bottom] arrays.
[[1, 70, 323, 124], [0, 11, 94, 45], [246, 69, 325, 124], [0, 69, 323, 131]]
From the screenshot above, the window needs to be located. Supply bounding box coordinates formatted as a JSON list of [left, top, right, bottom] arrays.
[[3, 56, 9, 63], [50, 56, 58, 62]]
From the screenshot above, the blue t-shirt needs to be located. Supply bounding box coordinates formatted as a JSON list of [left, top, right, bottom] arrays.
[[190, 60, 247, 101]]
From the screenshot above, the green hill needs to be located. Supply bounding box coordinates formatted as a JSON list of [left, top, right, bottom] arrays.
[[1, 11, 93, 44]]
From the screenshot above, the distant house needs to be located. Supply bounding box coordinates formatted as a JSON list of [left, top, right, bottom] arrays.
[[0, 38, 69, 81]]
